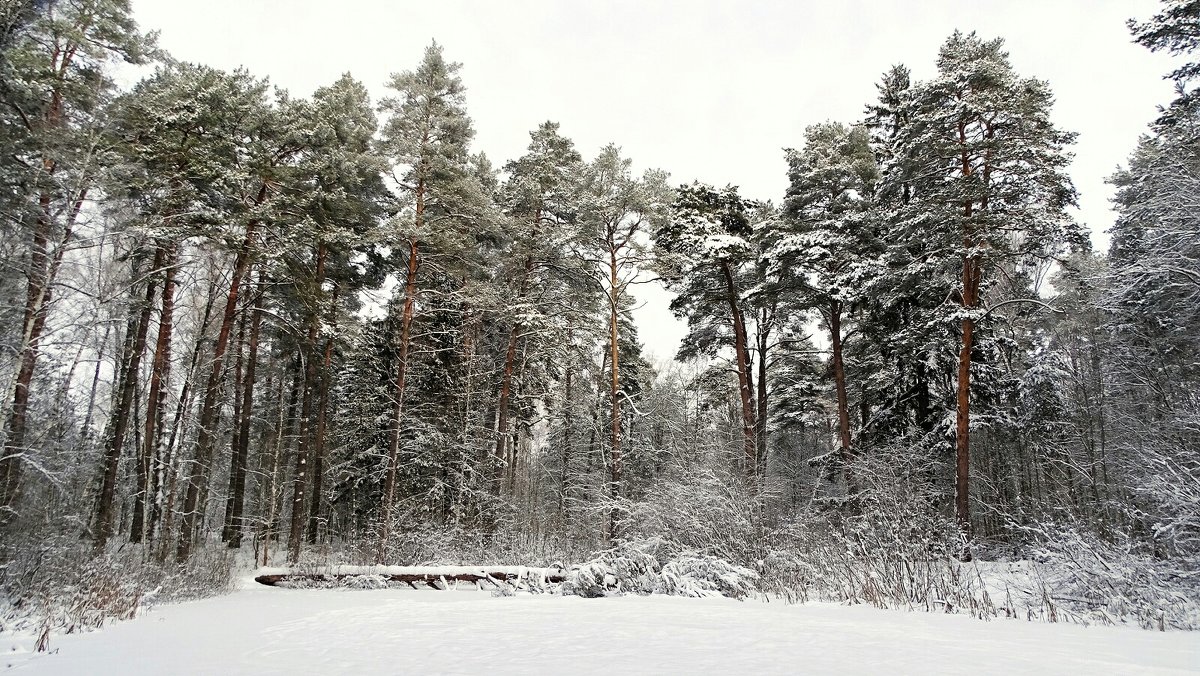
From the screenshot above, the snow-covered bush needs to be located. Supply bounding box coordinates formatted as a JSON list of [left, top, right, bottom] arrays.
[[756, 511, 995, 617], [0, 535, 234, 647], [1128, 432, 1200, 557], [753, 447, 1000, 616], [342, 574, 390, 590], [560, 539, 664, 597], [657, 555, 758, 599], [346, 515, 579, 568], [490, 583, 517, 598], [1015, 526, 1200, 630], [621, 465, 768, 565], [560, 539, 757, 599]]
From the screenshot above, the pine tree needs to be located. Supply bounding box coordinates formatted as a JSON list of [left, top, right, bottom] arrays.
[[656, 182, 760, 470], [494, 122, 584, 499], [172, 68, 294, 562], [1129, 0, 1200, 120], [860, 63, 949, 448], [261, 74, 391, 559], [772, 122, 880, 489], [895, 32, 1081, 540], [376, 41, 485, 553], [102, 63, 260, 550], [0, 0, 152, 524], [577, 144, 670, 541]]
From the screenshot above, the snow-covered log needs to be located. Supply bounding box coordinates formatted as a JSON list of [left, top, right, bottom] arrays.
[[253, 565, 566, 588]]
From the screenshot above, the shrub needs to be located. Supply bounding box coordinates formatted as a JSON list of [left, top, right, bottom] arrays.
[[560, 539, 757, 600], [1, 535, 234, 648], [658, 555, 758, 599]]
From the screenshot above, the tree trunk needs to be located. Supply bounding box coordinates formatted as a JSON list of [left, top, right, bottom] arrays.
[[0, 187, 86, 520], [0, 60, 84, 520], [381, 166, 424, 556], [154, 274, 217, 562], [720, 260, 757, 471], [955, 257, 980, 542], [288, 243, 327, 561], [306, 286, 338, 545], [223, 303, 249, 538], [223, 274, 263, 547], [915, 359, 934, 434], [287, 346, 315, 562], [177, 193, 263, 562], [755, 305, 771, 469], [305, 334, 334, 544], [262, 359, 301, 567], [132, 242, 177, 543], [495, 251, 534, 495], [0, 212, 49, 518], [254, 569, 566, 587], [81, 322, 111, 455], [607, 247, 621, 543], [954, 118, 982, 552], [560, 331, 574, 525], [94, 247, 161, 550], [829, 301, 854, 493]]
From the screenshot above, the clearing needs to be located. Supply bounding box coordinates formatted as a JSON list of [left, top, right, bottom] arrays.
[[4, 580, 1198, 674]]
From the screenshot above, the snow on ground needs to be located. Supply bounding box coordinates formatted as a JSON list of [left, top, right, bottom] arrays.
[[254, 564, 561, 579], [4, 579, 1198, 675]]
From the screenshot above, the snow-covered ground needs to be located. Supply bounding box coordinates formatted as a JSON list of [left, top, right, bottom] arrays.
[[4, 579, 1198, 675]]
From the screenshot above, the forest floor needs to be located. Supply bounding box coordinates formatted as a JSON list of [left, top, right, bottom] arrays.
[[3, 576, 1198, 675]]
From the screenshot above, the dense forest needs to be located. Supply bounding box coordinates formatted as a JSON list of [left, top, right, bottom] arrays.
[[0, 0, 1197, 631]]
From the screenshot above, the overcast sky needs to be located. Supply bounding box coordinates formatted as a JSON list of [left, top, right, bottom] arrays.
[[129, 0, 1180, 360]]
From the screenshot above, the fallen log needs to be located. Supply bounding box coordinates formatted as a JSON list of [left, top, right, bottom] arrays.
[[254, 565, 566, 588]]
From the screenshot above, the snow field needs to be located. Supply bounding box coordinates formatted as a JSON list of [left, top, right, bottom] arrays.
[[4, 580, 1198, 675]]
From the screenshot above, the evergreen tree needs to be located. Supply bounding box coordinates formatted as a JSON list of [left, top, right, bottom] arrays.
[[860, 63, 950, 449], [771, 122, 880, 489], [1128, 0, 1200, 120], [102, 63, 269, 551], [894, 32, 1081, 540], [274, 73, 390, 558], [577, 144, 670, 541], [173, 69, 296, 562], [656, 182, 760, 470], [0, 0, 152, 524], [494, 122, 585, 501], [376, 41, 487, 551]]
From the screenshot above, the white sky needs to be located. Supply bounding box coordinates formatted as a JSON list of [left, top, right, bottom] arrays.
[[129, 0, 1180, 360]]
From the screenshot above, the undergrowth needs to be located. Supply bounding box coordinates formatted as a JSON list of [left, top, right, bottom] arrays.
[[1, 534, 234, 650]]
